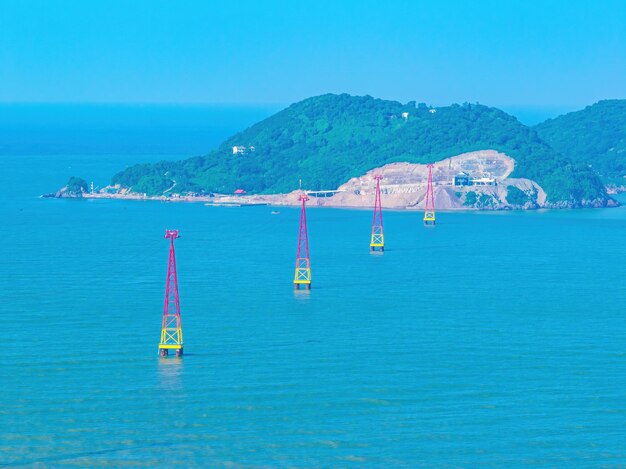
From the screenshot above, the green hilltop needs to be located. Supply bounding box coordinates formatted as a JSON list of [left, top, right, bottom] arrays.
[[112, 94, 609, 206], [534, 100, 626, 185]]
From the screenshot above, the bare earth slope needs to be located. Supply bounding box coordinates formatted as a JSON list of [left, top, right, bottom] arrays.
[[309, 150, 546, 209]]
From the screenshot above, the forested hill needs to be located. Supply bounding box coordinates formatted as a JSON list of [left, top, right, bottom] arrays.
[[534, 100, 626, 184], [112, 94, 608, 205]]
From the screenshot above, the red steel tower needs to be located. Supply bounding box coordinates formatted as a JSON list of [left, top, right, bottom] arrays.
[[159, 230, 184, 357], [370, 175, 384, 251], [293, 193, 312, 289], [423, 164, 436, 225]]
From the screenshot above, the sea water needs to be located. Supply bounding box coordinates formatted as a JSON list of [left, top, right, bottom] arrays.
[[1, 152, 626, 467]]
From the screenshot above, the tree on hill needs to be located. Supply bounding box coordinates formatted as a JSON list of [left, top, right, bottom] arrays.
[[66, 176, 88, 194]]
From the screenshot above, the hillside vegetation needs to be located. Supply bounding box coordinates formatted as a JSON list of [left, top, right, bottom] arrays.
[[112, 94, 608, 205], [534, 100, 626, 184]]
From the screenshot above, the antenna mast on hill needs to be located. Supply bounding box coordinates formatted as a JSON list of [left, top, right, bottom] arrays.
[[159, 230, 184, 357], [293, 193, 312, 289], [424, 164, 436, 225], [370, 175, 384, 252]]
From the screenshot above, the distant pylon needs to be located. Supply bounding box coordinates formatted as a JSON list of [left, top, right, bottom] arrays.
[[424, 164, 436, 225], [294, 193, 312, 289], [159, 230, 184, 357], [370, 175, 384, 251]]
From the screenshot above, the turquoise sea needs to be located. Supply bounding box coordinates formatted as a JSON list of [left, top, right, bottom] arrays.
[[2, 154, 626, 464]]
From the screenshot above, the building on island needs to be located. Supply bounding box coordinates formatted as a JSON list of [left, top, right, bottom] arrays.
[[232, 145, 256, 155], [453, 172, 471, 186], [386, 112, 409, 121], [472, 177, 496, 186], [453, 172, 497, 186]]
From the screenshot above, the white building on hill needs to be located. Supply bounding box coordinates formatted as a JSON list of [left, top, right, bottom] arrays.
[[232, 145, 256, 155]]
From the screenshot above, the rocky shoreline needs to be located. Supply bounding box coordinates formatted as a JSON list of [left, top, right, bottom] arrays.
[[45, 184, 618, 211]]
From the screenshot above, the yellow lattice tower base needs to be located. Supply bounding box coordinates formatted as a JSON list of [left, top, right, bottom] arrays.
[[294, 257, 311, 290], [424, 211, 436, 225], [159, 327, 183, 349], [159, 319, 184, 357], [370, 227, 384, 251]]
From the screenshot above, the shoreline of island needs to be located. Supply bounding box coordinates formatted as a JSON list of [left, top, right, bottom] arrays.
[[45, 187, 619, 211]]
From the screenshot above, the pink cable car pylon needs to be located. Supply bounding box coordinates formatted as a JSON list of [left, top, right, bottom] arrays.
[[370, 175, 384, 251], [159, 230, 184, 357], [424, 164, 436, 225], [293, 193, 312, 289]]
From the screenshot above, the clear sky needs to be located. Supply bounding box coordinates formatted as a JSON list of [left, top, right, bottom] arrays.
[[0, 0, 624, 108]]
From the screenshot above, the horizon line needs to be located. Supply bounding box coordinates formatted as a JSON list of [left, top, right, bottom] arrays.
[[0, 96, 621, 110]]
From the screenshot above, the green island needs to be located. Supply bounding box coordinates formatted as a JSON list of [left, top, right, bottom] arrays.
[[75, 94, 625, 208]]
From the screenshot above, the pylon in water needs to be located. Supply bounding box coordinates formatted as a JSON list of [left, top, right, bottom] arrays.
[[293, 193, 312, 289], [159, 230, 184, 357], [424, 164, 436, 225], [370, 175, 384, 251]]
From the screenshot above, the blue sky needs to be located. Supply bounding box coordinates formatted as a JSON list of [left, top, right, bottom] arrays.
[[0, 0, 624, 108]]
